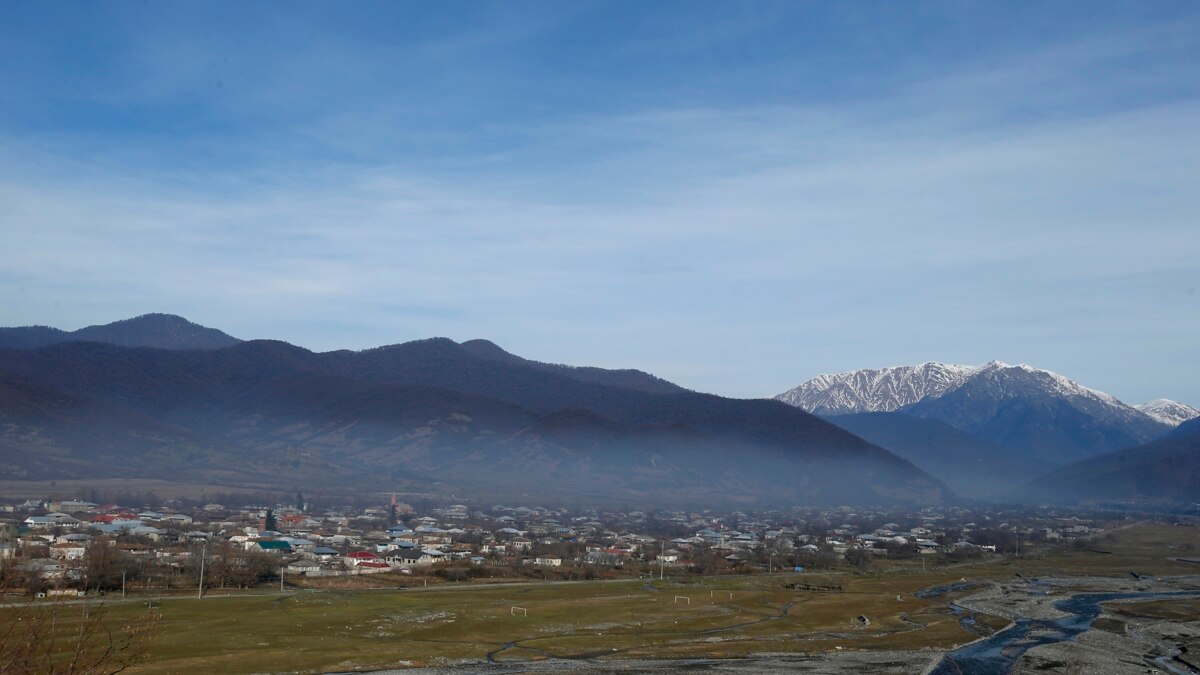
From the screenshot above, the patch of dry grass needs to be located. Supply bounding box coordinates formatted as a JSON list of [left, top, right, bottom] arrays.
[[21, 521, 1199, 673]]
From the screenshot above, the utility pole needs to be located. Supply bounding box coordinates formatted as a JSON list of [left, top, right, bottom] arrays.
[[280, 563, 285, 592], [659, 540, 665, 581], [121, 569, 126, 598], [197, 540, 207, 600]]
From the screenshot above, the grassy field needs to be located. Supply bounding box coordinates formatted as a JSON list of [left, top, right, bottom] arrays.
[[89, 573, 981, 673], [1112, 597, 1200, 622], [11, 520, 1199, 673], [8, 571, 1008, 673], [947, 521, 1200, 580]]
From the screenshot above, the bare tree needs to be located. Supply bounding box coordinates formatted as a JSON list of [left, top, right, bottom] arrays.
[[209, 549, 276, 589], [0, 599, 159, 674], [80, 540, 135, 594], [844, 547, 871, 571]]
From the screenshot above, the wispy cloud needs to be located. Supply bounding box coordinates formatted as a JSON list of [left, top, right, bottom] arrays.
[[0, 2, 1197, 404]]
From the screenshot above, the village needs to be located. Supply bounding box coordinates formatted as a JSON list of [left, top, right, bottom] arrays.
[[0, 491, 1114, 598]]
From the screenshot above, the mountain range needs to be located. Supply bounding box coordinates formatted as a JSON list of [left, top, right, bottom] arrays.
[[776, 362, 976, 415], [0, 313, 242, 350], [2, 314, 1195, 507], [0, 315, 946, 507], [779, 362, 1177, 463], [901, 362, 1168, 465], [778, 362, 1198, 501]]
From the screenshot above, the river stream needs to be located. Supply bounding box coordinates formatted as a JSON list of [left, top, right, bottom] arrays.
[[929, 590, 1200, 674]]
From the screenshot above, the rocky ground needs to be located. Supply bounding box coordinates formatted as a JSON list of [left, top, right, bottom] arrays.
[[1014, 592, 1200, 675], [954, 575, 1200, 675], [1015, 625, 1195, 675], [360, 650, 943, 674], [954, 575, 1200, 623]]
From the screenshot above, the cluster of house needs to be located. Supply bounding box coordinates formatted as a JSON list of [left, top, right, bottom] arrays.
[[0, 497, 1107, 585]]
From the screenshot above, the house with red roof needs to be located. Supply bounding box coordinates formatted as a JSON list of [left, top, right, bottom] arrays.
[[344, 550, 380, 567]]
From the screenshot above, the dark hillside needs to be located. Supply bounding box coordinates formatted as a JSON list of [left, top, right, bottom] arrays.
[[0, 336, 950, 506], [0, 313, 241, 350], [1018, 426, 1200, 503]]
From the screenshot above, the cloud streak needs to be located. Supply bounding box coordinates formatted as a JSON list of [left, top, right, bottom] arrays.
[[0, 2, 1197, 405]]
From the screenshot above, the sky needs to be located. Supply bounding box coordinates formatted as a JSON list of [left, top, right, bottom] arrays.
[[1, 1, 1198, 404]]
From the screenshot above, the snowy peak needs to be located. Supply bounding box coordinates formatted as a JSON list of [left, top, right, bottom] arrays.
[[906, 362, 1172, 463], [963, 361, 1123, 407], [1135, 399, 1200, 427], [779, 360, 1135, 416], [775, 362, 974, 415], [780, 359, 1174, 464]]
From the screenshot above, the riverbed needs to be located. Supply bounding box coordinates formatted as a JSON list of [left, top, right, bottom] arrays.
[[932, 575, 1200, 675]]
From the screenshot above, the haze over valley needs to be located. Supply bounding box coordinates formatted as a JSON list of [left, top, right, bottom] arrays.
[[2, 314, 1196, 510]]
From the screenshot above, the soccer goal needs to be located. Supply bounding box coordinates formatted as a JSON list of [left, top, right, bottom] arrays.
[[673, 596, 690, 605], [510, 606, 528, 616]]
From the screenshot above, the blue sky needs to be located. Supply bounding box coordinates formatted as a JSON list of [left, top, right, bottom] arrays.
[[1, 1, 1198, 404]]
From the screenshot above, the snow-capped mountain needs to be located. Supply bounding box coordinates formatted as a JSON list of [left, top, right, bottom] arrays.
[[904, 361, 1168, 463], [779, 361, 1172, 464], [775, 362, 975, 415], [1134, 399, 1200, 427]]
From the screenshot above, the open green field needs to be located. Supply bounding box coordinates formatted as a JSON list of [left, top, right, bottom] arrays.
[[944, 521, 1200, 580], [9, 521, 1199, 673], [85, 574, 982, 673]]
